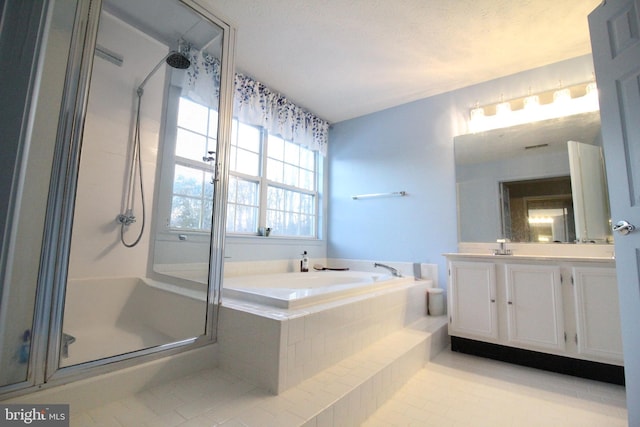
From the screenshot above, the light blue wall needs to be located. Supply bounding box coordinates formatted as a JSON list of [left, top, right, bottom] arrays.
[[327, 54, 596, 287]]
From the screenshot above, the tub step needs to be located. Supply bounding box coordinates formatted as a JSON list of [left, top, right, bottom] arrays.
[[260, 316, 449, 426], [62, 316, 448, 425]]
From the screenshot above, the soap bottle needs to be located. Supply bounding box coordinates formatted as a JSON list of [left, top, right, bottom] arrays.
[[301, 251, 309, 272], [19, 330, 30, 364]]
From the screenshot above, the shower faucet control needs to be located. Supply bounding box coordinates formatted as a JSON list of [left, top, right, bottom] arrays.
[[203, 151, 215, 162], [116, 210, 136, 226]]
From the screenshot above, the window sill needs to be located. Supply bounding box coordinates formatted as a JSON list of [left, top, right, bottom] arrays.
[[226, 234, 323, 246]]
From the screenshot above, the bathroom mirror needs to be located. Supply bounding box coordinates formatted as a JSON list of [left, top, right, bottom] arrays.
[[454, 111, 612, 243]]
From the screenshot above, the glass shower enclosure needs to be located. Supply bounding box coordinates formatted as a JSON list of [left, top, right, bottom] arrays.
[[0, 0, 235, 395]]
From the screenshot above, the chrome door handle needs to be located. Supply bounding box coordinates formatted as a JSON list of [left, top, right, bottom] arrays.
[[613, 220, 636, 235]]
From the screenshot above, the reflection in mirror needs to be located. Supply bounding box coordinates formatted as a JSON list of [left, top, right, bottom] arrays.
[[501, 177, 575, 243], [455, 111, 612, 244], [61, 0, 224, 367]]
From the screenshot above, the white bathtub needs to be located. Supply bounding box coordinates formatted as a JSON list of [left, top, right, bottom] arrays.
[[222, 271, 410, 308]]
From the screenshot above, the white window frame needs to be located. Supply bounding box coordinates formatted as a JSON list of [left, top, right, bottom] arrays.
[[161, 94, 321, 239], [167, 97, 218, 232], [227, 121, 320, 238]]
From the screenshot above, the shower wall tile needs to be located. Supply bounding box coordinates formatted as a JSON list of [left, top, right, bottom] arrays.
[[67, 12, 167, 280]]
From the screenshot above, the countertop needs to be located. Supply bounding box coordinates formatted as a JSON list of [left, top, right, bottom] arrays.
[[443, 252, 616, 263]]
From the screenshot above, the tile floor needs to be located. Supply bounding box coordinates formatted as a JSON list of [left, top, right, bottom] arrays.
[[363, 351, 627, 427], [72, 349, 627, 427]]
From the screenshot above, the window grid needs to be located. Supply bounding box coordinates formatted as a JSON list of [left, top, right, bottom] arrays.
[[229, 126, 318, 238], [169, 97, 217, 231], [170, 97, 319, 237]]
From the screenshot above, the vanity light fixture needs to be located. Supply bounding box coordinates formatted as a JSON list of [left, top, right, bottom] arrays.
[[553, 87, 571, 104], [523, 94, 540, 110], [470, 101, 485, 121], [495, 100, 512, 115], [528, 216, 555, 224], [468, 81, 599, 133]]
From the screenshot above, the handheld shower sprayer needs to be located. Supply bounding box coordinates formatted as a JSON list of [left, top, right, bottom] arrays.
[[118, 50, 191, 248]]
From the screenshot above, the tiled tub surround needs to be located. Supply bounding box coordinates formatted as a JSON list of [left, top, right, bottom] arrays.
[[7, 259, 444, 418], [219, 276, 436, 394], [62, 277, 206, 366]]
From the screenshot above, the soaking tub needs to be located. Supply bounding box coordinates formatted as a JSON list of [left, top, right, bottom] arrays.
[[222, 270, 411, 309]]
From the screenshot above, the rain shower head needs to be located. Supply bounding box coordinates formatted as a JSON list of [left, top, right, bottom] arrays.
[[166, 52, 191, 69], [137, 51, 191, 94]]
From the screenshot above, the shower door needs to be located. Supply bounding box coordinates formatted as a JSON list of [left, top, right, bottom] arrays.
[[50, 0, 234, 374], [0, 0, 59, 391]]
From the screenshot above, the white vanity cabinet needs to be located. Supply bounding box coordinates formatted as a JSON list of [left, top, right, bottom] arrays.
[[572, 266, 623, 363], [446, 255, 623, 368], [504, 264, 565, 352], [448, 261, 498, 340]]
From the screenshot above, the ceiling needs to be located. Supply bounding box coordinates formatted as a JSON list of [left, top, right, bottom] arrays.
[[201, 0, 602, 123]]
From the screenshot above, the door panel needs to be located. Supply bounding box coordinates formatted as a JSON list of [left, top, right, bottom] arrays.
[[504, 264, 564, 351], [573, 267, 623, 362], [589, 0, 640, 424], [448, 261, 498, 339]]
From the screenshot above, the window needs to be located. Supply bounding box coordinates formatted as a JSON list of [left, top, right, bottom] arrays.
[[228, 123, 318, 237], [169, 97, 217, 231], [264, 136, 317, 236], [170, 96, 319, 238]]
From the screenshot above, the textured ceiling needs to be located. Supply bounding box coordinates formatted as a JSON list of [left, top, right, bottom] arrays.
[[201, 0, 602, 123]]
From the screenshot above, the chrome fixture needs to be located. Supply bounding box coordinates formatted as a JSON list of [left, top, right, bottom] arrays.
[[374, 262, 401, 277], [61, 333, 76, 359], [613, 220, 636, 235], [352, 191, 406, 200], [137, 51, 191, 95], [494, 238, 512, 256], [94, 44, 123, 66], [117, 50, 191, 247]]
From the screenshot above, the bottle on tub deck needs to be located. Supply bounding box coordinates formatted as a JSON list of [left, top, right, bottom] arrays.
[[301, 251, 309, 272]]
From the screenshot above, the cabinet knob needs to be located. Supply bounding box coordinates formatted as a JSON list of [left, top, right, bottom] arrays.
[[490, 299, 495, 303], [507, 301, 513, 305]]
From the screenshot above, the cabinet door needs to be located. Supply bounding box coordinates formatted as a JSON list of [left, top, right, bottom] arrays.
[[573, 266, 623, 363], [505, 264, 565, 351], [448, 261, 497, 339]]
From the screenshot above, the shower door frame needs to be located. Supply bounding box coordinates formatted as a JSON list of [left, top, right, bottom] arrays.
[[27, 0, 234, 393]]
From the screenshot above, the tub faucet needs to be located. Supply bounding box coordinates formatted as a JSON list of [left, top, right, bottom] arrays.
[[374, 262, 401, 277]]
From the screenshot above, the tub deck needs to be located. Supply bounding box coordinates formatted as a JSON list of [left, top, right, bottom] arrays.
[[222, 271, 406, 309]]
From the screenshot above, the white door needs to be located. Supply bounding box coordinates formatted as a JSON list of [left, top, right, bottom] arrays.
[[504, 264, 565, 351], [589, 0, 640, 424], [448, 261, 498, 340], [567, 140, 610, 242]]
